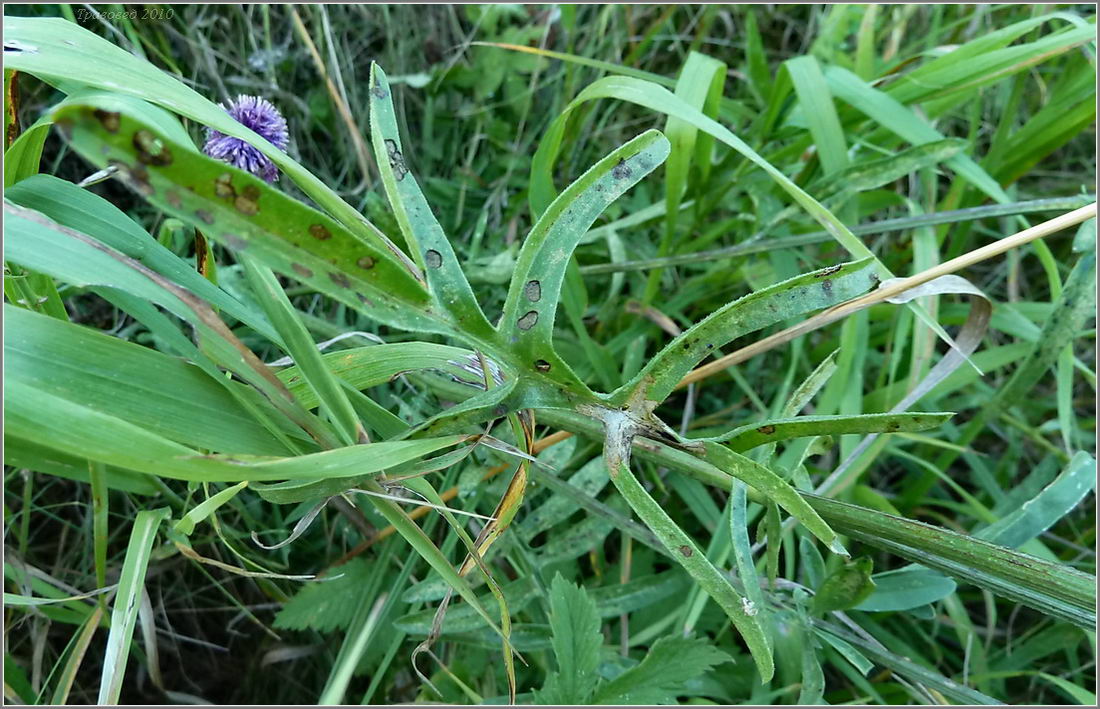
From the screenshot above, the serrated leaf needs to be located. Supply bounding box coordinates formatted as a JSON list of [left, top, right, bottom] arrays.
[[532, 574, 603, 705], [273, 559, 372, 632], [590, 635, 733, 705]]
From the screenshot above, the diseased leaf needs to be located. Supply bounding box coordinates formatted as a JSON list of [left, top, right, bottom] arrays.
[[369, 64, 494, 340], [50, 97, 441, 334], [502, 129, 670, 401], [614, 258, 878, 407]]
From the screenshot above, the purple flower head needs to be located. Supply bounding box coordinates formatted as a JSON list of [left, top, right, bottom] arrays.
[[203, 95, 288, 184]]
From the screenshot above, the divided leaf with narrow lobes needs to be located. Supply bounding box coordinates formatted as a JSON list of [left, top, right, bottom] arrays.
[[202, 94, 289, 183]]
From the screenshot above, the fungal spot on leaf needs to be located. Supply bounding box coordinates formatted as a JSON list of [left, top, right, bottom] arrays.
[[3, 40, 38, 54], [214, 173, 236, 200], [384, 138, 408, 181], [425, 249, 443, 269], [494, 404, 508, 417], [223, 233, 247, 251], [517, 310, 539, 330], [165, 190, 182, 209], [682, 342, 691, 350], [757, 425, 776, 435], [356, 292, 376, 307], [534, 359, 551, 372], [611, 158, 632, 180], [127, 164, 154, 195], [888, 421, 901, 431], [524, 280, 541, 302], [821, 279, 833, 294], [679, 545, 693, 557], [706, 343, 714, 350], [815, 265, 843, 278], [235, 185, 260, 215], [195, 209, 215, 225], [329, 271, 351, 289], [372, 86, 388, 100], [291, 263, 313, 278], [133, 130, 172, 166], [94, 109, 121, 133], [357, 256, 376, 269], [309, 224, 332, 241]]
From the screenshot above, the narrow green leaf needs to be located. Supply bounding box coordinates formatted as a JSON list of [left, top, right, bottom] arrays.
[[503, 129, 670, 398], [241, 257, 362, 446], [6, 173, 277, 340], [368, 64, 494, 340], [174, 481, 249, 536], [615, 258, 877, 407], [704, 411, 953, 451], [98, 507, 169, 704], [5, 380, 466, 482]]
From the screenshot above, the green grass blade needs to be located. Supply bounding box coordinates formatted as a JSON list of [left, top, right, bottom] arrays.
[[5, 305, 297, 455], [368, 63, 494, 340], [614, 258, 877, 407], [3, 16, 414, 270], [7, 173, 277, 341], [785, 55, 848, 174], [703, 412, 953, 451], [503, 129, 669, 394], [97, 507, 169, 704], [5, 380, 466, 482], [241, 257, 363, 446]]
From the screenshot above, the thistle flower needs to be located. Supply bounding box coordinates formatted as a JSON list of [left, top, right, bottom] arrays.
[[203, 94, 289, 183]]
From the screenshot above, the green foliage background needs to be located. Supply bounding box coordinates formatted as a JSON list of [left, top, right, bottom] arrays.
[[3, 3, 1096, 705]]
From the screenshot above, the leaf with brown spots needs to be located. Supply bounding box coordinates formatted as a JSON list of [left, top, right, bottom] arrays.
[[51, 98, 443, 336]]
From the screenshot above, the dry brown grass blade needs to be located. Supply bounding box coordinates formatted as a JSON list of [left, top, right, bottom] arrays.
[[288, 7, 374, 195]]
